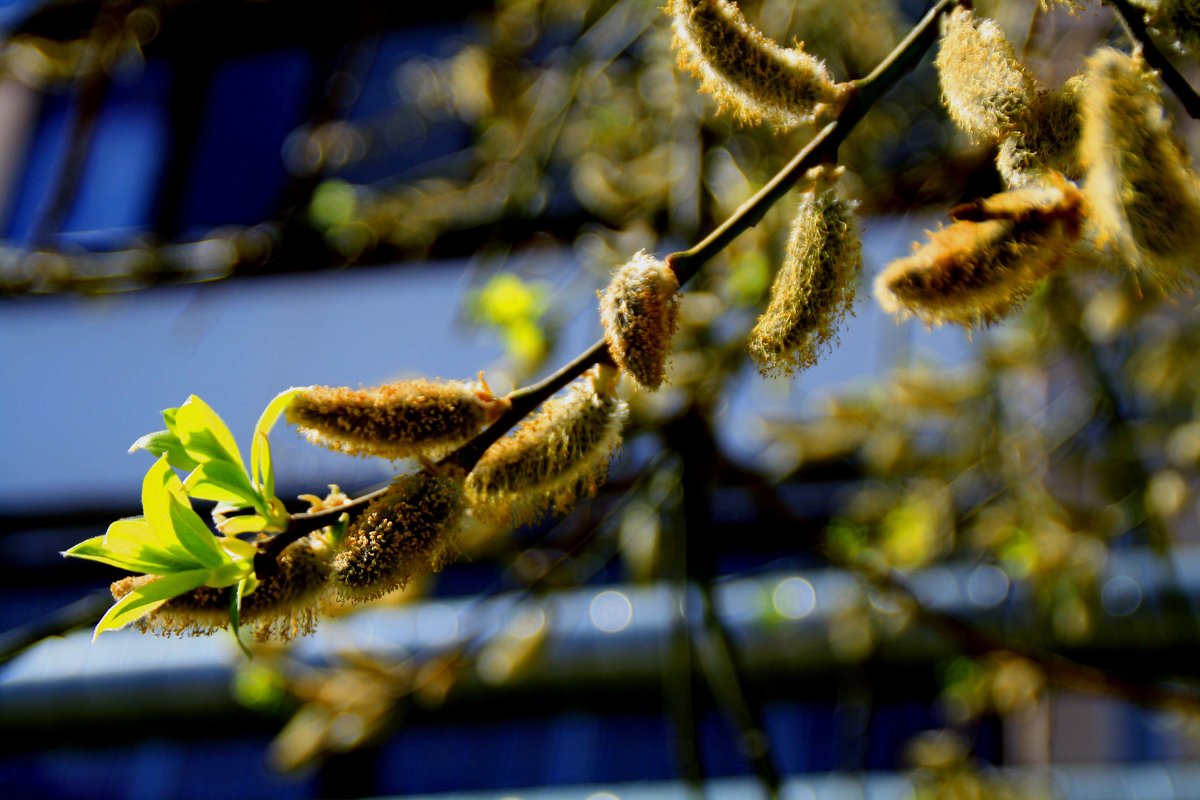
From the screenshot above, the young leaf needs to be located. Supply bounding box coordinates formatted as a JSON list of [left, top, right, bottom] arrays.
[[218, 514, 270, 535], [141, 457, 227, 569], [63, 533, 188, 575], [185, 460, 263, 511], [92, 568, 211, 640], [170, 395, 246, 470], [253, 388, 304, 495], [100, 516, 193, 567], [129, 429, 200, 472]]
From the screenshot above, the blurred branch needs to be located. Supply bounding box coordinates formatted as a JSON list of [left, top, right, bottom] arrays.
[[875, 569, 1200, 714], [1106, 0, 1200, 120]]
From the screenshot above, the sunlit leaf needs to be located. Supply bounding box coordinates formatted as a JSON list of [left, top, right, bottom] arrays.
[[62, 533, 186, 574], [171, 395, 246, 470], [219, 514, 269, 535], [141, 457, 228, 569], [92, 569, 211, 640], [185, 460, 262, 511], [128, 429, 200, 472], [252, 387, 304, 495]]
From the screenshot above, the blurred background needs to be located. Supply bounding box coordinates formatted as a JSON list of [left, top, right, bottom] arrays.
[[3, 0, 1200, 797]]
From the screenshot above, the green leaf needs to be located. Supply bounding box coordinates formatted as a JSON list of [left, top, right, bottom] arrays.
[[142, 457, 227, 569], [129, 430, 200, 472], [169, 492, 229, 569], [185, 460, 263, 511], [63, 533, 186, 575], [101, 516, 198, 572], [230, 578, 254, 659], [252, 388, 304, 495], [93, 569, 211, 640], [207, 558, 254, 588], [171, 395, 245, 470], [219, 515, 269, 535]]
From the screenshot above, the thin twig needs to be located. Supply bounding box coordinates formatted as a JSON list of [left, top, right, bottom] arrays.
[[1106, 0, 1200, 120]]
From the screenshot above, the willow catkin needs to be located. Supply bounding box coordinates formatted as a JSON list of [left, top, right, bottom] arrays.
[[1080, 48, 1200, 290], [875, 177, 1084, 327], [668, 0, 844, 129], [600, 251, 679, 389], [997, 78, 1084, 188], [748, 167, 861, 376], [286, 378, 505, 461], [466, 367, 627, 528], [332, 468, 465, 603], [935, 7, 1037, 142], [112, 537, 333, 641]]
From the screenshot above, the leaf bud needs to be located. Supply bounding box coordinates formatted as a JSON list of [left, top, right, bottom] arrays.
[[749, 166, 862, 376], [668, 0, 846, 129], [1080, 47, 1200, 291], [600, 251, 679, 389], [286, 378, 506, 461], [935, 7, 1037, 142], [332, 468, 466, 603], [875, 176, 1084, 327], [466, 366, 627, 529]]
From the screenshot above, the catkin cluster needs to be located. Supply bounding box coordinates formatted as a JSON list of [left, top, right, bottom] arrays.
[[467, 366, 627, 528], [600, 251, 680, 389], [749, 166, 862, 375], [875, 176, 1084, 327], [286, 378, 505, 461], [668, 0, 845, 129], [933, 6, 1085, 190], [1080, 48, 1200, 290], [113, 537, 333, 641]]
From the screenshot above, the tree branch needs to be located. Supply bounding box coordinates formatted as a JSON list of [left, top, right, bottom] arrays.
[[1106, 0, 1200, 120], [257, 0, 963, 567]]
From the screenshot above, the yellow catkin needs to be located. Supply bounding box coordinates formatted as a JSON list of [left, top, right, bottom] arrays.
[[286, 378, 505, 461], [112, 538, 333, 641], [875, 176, 1084, 327], [600, 251, 680, 389], [466, 367, 627, 528], [935, 7, 1037, 142], [748, 167, 862, 376], [668, 0, 844, 129], [1080, 47, 1200, 290], [997, 78, 1085, 188], [332, 468, 466, 603]]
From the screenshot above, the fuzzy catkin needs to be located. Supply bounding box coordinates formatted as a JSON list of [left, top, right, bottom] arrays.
[[112, 538, 333, 641], [749, 170, 861, 375], [875, 177, 1084, 327], [668, 0, 844, 129], [466, 368, 627, 528], [600, 251, 679, 389], [332, 469, 465, 603], [286, 379, 503, 461], [997, 79, 1084, 188], [1080, 48, 1200, 290], [935, 7, 1037, 142]]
